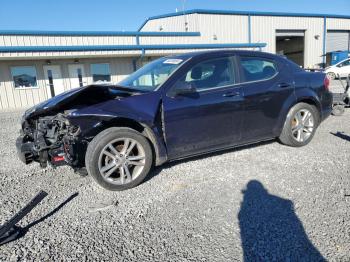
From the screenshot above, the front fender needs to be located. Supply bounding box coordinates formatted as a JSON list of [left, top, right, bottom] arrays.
[[67, 109, 167, 167]]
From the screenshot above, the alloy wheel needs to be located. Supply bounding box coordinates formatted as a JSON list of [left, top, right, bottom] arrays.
[[98, 138, 146, 185], [291, 109, 315, 142]]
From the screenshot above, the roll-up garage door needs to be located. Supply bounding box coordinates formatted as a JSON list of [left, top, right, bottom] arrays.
[[276, 30, 305, 66], [327, 31, 350, 53]]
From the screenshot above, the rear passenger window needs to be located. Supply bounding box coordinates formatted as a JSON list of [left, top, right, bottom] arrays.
[[181, 56, 235, 90], [240, 56, 278, 82]]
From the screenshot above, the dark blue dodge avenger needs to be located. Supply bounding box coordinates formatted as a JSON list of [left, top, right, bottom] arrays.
[[16, 50, 332, 190]]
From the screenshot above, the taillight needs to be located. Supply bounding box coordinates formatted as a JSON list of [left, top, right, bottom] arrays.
[[324, 76, 330, 91]]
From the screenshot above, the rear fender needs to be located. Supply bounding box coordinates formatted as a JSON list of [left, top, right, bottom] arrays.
[[273, 92, 297, 136], [294, 88, 322, 116], [274, 88, 321, 137]]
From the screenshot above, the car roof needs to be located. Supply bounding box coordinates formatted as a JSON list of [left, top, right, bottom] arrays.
[[163, 49, 302, 72], [165, 49, 282, 60]]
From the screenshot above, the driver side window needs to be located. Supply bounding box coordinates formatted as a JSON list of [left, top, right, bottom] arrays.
[[177, 56, 236, 91]]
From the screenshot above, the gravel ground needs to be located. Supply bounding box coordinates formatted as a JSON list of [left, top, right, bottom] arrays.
[[0, 104, 350, 261]]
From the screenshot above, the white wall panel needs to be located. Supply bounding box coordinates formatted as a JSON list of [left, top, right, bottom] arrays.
[[196, 14, 248, 44], [0, 50, 143, 59], [0, 35, 135, 47], [139, 35, 201, 45], [141, 14, 199, 32], [0, 57, 135, 110]]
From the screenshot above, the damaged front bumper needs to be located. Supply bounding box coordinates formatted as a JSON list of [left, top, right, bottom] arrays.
[[16, 135, 35, 165], [16, 113, 83, 169], [16, 134, 67, 167]]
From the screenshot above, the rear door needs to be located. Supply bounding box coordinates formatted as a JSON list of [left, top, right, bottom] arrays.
[[162, 55, 244, 159], [237, 55, 295, 141]]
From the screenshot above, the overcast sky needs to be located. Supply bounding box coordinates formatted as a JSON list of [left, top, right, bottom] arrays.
[[1, 0, 349, 31]]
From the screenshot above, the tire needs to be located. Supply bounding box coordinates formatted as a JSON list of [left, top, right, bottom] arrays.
[[85, 127, 153, 191], [332, 104, 345, 116], [326, 72, 336, 80], [279, 103, 320, 147]]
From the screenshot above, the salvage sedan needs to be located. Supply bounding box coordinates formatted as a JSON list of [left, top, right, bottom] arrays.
[[16, 50, 333, 190]]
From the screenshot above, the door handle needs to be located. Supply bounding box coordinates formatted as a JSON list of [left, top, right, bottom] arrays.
[[223, 91, 240, 97], [278, 83, 292, 88]]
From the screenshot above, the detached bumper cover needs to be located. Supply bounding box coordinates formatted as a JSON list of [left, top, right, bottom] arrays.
[[16, 136, 35, 164]]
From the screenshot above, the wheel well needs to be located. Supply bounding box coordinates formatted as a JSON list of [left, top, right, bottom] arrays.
[[296, 98, 320, 112], [105, 117, 144, 133], [294, 98, 322, 124], [97, 117, 163, 166], [277, 97, 321, 136]]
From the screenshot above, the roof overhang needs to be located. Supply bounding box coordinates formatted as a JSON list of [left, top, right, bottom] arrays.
[[0, 30, 200, 37], [0, 43, 267, 53]]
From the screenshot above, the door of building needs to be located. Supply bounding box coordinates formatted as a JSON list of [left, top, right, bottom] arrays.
[[43, 65, 65, 98], [68, 64, 86, 88]]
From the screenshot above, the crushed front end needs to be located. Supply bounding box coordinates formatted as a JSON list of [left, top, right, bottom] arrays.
[[16, 113, 83, 169]]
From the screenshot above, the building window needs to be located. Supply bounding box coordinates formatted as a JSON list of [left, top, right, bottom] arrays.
[[90, 63, 111, 82], [11, 66, 38, 88]]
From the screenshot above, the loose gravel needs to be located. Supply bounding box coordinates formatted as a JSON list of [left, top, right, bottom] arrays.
[[0, 102, 349, 261]]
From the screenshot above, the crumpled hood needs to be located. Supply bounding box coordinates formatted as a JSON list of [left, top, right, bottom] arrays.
[[23, 84, 142, 120]]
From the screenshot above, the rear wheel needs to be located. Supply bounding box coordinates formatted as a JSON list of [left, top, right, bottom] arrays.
[[85, 127, 153, 191], [279, 103, 319, 147]]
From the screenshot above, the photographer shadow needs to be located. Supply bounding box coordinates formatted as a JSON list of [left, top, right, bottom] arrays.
[[238, 180, 325, 261]]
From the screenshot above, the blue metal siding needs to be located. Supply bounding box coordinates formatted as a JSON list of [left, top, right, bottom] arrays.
[[0, 30, 200, 37], [0, 43, 267, 53], [323, 17, 327, 65]]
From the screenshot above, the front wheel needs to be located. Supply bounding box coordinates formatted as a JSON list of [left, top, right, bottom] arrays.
[[279, 103, 320, 147], [85, 127, 153, 191], [327, 72, 336, 80]]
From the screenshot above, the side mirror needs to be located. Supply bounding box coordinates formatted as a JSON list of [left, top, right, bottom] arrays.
[[169, 81, 197, 97]]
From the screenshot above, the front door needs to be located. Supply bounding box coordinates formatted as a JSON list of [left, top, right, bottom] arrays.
[[68, 64, 86, 88], [43, 65, 65, 98], [163, 55, 244, 159]]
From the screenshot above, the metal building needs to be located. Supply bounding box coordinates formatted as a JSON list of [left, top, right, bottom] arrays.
[[0, 9, 349, 110]]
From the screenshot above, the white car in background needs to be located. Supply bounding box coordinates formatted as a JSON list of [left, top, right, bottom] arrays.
[[325, 58, 350, 80]]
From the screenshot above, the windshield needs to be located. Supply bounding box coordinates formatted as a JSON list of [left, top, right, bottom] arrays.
[[118, 57, 185, 91]]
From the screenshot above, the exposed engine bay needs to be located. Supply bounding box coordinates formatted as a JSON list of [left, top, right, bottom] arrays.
[[16, 83, 167, 179], [20, 113, 81, 168], [16, 84, 144, 171]]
